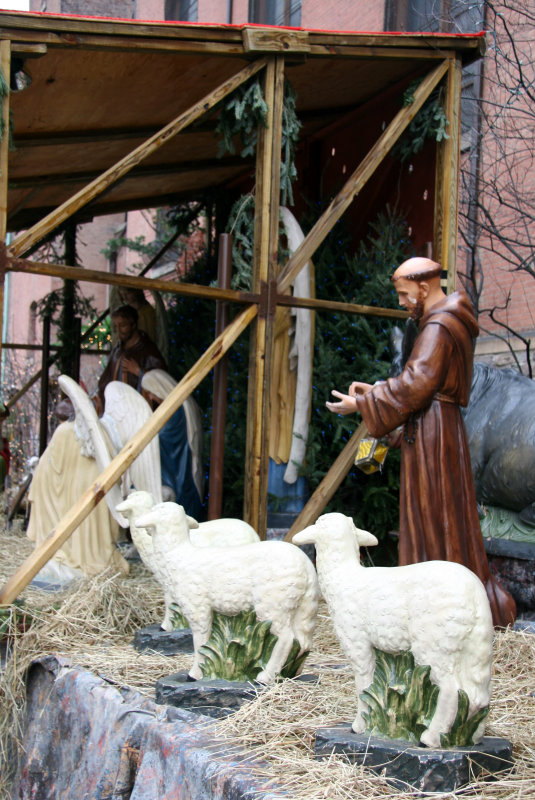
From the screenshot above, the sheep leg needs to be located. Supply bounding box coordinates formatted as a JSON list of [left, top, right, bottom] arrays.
[[351, 651, 376, 735], [160, 588, 174, 632], [189, 611, 213, 680], [257, 628, 293, 684], [420, 675, 458, 748]]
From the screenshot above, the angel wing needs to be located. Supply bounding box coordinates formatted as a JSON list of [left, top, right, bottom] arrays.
[[279, 206, 314, 484], [101, 382, 163, 504], [57, 375, 128, 528]]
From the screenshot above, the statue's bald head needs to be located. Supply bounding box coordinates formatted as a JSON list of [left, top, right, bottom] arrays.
[[392, 257, 442, 283], [392, 257, 446, 321]]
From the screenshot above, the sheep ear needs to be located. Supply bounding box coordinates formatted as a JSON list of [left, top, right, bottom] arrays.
[[134, 513, 152, 530], [355, 527, 378, 548], [292, 527, 314, 546], [186, 514, 199, 529]]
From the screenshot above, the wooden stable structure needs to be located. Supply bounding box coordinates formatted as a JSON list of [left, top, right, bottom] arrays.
[[0, 10, 484, 603]]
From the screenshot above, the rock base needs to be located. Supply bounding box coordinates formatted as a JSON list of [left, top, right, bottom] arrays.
[[315, 724, 513, 793], [133, 625, 193, 655], [155, 671, 258, 718], [156, 671, 319, 719]]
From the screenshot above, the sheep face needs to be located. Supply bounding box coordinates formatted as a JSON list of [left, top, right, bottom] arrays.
[[293, 513, 378, 549], [116, 490, 154, 517], [135, 501, 189, 537]]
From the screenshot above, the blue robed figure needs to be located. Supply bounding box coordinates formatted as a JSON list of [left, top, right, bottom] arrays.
[[141, 370, 204, 520]]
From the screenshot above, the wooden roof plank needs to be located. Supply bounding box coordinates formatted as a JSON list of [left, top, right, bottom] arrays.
[[9, 56, 267, 257]]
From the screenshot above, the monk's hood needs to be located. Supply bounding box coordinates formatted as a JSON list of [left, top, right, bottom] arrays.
[[422, 291, 479, 340]]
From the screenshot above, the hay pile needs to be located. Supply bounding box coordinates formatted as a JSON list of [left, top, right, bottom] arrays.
[[1, 517, 535, 800]]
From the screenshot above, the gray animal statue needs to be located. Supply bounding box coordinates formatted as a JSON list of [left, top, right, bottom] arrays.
[[391, 322, 535, 526]]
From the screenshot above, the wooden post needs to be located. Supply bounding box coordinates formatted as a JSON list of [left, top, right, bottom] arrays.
[[434, 55, 462, 294], [0, 39, 10, 376], [208, 233, 232, 520], [72, 316, 81, 383], [38, 315, 50, 456], [0, 303, 257, 605], [243, 55, 284, 537], [9, 58, 267, 258], [283, 422, 368, 542], [277, 59, 450, 294]]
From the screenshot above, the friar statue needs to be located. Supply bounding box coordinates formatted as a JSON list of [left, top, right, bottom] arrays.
[[326, 256, 516, 628]]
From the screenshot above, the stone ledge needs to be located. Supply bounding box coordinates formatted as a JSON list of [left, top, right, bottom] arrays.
[[133, 624, 193, 655], [314, 724, 513, 793], [156, 670, 319, 719]]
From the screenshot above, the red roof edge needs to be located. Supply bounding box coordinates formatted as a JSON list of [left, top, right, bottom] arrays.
[[0, 8, 486, 38]]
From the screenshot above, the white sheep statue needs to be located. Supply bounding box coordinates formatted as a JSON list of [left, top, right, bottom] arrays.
[[135, 501, 319, 683], [116, 491, 260, 631], [293, 513, 493, 748]]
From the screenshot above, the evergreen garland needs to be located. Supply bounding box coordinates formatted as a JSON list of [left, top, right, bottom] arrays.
[[393, 79, 449, 163], [215, 78, 268, 158], [215, 77, 301, 206]]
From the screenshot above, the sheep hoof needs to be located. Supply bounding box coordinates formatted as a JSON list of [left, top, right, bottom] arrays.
[[256, 669, 274, 685], [420, 729, 441, 749], [351, 718, 366, 735]]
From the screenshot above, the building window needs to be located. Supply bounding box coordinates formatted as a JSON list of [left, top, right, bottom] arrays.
[[165, 0, 198, 22], [384, 0, 484, 34], [249, 0, 301, 27]]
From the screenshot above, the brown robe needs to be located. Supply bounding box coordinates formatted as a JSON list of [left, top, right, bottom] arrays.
[[356, 291, 516, 627], [98, 330, 166, 407]]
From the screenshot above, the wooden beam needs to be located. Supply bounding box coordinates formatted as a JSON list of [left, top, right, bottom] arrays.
[[0, 28, 245, 56], [0, 29, 297, 57], [242, 26, 310, 53], [243, 56, 284, 536], [11, 42, 47, 56], [434, 56, 462, 293], [277, 58, 450, 294], [0, 303, 257, 606], [8, 57, 267, 258], [0, 12, 244, 43], [283, 422, 369, 542], [6, 251, 409, 321], [0, 39, 10, 377], [0, 13, 486, 61], [306, 30, 486, 57], [276, 294, 408, 319], [6, 252, 261, 305], [306, 45, 453, 60], [8, 157, 252, 191]]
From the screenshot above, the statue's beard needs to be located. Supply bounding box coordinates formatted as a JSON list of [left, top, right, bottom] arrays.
[[407, 290, 425, 321]]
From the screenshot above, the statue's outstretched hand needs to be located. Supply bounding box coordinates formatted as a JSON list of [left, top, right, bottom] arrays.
[[326, 390, 357, 416], [349, 381, 372, 397]]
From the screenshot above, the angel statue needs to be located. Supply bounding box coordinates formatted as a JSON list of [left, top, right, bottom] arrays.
[[27, 375, 162, 587]]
